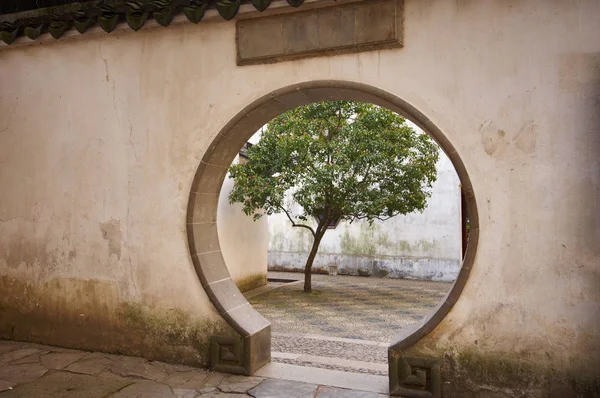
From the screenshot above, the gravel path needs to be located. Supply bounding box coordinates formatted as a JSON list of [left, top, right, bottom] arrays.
[[272, 357, 388, 376], [272, 335, 387, 364]]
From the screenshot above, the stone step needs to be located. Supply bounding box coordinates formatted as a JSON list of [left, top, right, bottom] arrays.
[[254, 362, 389, 395]]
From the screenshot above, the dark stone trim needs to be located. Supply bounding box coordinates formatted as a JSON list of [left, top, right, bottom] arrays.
[[388, 354, 441, 397], [0, 0, 308, 44], [211, 335, 245, 374], [236, 0, 403, 66], [186, 80, 479, 376], [0, 1, 95, 15]]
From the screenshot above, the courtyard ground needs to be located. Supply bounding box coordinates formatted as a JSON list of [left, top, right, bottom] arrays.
[[0, 340, 388, 397], [247, 272, 451, 376], [0, 273, 450, 397]]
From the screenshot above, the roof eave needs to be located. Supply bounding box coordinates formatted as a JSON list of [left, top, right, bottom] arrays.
[[0, 0, 306, 45]]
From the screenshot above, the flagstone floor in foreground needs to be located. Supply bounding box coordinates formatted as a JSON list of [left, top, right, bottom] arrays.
[[248, 272, 451, 376], [0, 340, 387, 397]]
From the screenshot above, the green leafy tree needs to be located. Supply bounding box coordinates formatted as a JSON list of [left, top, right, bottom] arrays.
[[228, 101, 439, 293]]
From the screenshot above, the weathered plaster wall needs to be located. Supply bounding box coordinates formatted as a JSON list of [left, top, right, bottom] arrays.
[[268, 151, 462, 281], [218, 162, 268, 293], [0, 23, 241, 365], [0, 0, 599, 394]]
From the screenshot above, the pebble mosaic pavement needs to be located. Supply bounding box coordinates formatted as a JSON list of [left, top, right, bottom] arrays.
[[248, 272, 451, 376]]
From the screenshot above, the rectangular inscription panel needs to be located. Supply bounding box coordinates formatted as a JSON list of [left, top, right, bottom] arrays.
[[236, 0, 403, 65]]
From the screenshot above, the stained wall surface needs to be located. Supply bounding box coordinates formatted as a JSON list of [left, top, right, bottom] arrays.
[[0, 0, 598, 392], [218, 158, 268, 293]]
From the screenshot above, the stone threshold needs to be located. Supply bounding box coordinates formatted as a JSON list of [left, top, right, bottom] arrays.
[[254, 362, 389, 394], [272, 351, 388, 373]]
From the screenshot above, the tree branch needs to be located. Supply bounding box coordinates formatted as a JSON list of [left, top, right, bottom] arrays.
[[279, 205, 316, 237], [349, 211, 401, 224]]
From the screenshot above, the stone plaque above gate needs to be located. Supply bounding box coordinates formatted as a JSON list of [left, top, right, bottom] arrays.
[[236, 0, 403, 65]]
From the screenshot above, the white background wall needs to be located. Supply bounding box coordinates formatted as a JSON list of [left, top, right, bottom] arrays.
[[218, 145, 269, 291], [268, 150, 462, 281]]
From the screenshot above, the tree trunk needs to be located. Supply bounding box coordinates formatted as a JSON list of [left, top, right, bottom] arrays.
[[303, 227, 327, 293]]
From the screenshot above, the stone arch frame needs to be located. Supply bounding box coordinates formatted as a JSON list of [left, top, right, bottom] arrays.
[[186, 80, 479, 376]]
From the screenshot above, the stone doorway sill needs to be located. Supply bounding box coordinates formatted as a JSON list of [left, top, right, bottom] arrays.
[[254, 362, 389, 395]]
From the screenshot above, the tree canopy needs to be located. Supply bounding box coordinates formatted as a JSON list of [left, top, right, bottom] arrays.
[[228, 100, 440, 292]]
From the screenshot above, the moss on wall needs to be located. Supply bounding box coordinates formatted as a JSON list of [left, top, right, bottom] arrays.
[[397, 345, 600, 397], [339, 223, 434, 257], [0, 275, 237, 367], [338, 223, 441, 258], [294, 227, 312, 252], [340, 225, 378, 257], [233, 272, 268, 293], [270, 231, 286, 252], [271, 217, 442, 260]]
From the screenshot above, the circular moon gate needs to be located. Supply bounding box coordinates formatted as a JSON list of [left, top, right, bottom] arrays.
[[186, 81, 479, 375]]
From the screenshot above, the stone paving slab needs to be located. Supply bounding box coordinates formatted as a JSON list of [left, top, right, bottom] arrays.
[[40, 352, 86, 370], [108, 356, 169, 381], [0, 348, 47, 365], [248, 379, 318, 398], [316, 386, 388, 398], [0, 343, 29, 356], [0, 380, 15, 393], [163, 370, 210, 390], [0, 340, 390, 397], [0, 371, 133, 397], [173, 388, 199, 398], [112, 380, 175, 397], [64, 355, 112, 376], [0, 363, 48, 384], [218, 375, 264, 393]]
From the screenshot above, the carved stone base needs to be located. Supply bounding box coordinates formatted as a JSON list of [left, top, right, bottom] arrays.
[[389, 354, 441, 397], [210, 336, 245, 374], [210, 326, 271, 375]]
